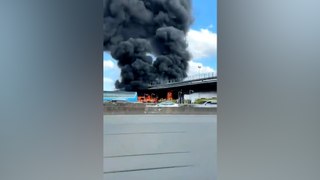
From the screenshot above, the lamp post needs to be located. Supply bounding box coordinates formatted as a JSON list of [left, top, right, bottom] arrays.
[[189, 90, 194, 104], [178, 90, 183, 104], [198, 65, 202, 78]]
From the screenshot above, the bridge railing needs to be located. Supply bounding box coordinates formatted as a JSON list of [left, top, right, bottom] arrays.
[[148, 72, 217, 87], [183, 72, 217, 82]]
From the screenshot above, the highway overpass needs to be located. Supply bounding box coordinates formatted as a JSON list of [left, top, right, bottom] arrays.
[[138, 73, 217, 99]]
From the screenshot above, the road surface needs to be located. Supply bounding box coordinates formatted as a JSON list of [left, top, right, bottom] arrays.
[[104, 115, 217, 180]]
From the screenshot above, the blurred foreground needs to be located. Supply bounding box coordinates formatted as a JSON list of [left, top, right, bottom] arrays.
[[104, 102, 217, 115], [104, 115, 217, 180]]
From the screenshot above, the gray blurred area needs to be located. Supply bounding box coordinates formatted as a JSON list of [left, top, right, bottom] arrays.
[[0, 1, 102, 180], [218, 1, 320, 180], [104, 115, 217, 180]]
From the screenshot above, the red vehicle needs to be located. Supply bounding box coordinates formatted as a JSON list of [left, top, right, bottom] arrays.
[[138, 94, 158, 103]]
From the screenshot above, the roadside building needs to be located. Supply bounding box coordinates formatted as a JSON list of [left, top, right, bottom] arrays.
[[103, 91, 138, 103], [184, 92, 217, 103]]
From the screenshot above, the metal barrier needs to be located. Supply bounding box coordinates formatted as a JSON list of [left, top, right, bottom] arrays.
[[104, 103, 217, 115], [148, 72, 217, 87]]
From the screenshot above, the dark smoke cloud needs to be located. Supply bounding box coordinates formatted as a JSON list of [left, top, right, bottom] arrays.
[[104, 0, 193, 91], [112, 38, 156, 90]]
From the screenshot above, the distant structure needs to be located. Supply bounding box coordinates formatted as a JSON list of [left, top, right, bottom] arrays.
[[103, 91, 138, 103], [104, 73, 217, 104], [139, 72, 217, 103]]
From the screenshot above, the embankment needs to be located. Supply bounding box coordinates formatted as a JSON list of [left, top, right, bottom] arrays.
[[104, 103, 217, 115]]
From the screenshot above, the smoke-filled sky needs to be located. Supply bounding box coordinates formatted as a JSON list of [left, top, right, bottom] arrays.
[[104, 0, 217, 91]]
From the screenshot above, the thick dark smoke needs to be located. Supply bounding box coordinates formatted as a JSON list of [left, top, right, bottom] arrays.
[[104, 0, 193, 91]]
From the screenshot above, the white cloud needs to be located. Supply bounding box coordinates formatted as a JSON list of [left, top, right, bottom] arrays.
[[103, 60, 115, 69], [103, 58, 121, 91], [103, 77, 116, 91], [187, 61, 216, 77], [187, 29, 217, 60], [104, 77, 113, 83]]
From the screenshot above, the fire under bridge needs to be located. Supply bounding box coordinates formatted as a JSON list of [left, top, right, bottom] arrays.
[[138, 72, 217, 99]]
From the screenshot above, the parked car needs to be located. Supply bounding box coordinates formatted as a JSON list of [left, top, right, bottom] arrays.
[[193, 101, 217, 108], [155, 101, 179, 107]]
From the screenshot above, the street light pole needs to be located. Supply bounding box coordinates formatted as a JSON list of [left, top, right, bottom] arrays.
[[189, 90, 194, 104], [198, 65, 202, 78]]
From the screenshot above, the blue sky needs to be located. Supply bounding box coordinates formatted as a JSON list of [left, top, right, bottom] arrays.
[[192, 0, 217, 32], [104, 0, 217, 90]]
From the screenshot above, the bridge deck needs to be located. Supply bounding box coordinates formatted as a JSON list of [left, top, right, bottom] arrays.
[[148, 77, 217, 89]]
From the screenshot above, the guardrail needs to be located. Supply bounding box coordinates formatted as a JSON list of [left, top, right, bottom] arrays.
[[183, 72, 216, 81], [104, 103, 217, 115], [148, 72, 217, 87]]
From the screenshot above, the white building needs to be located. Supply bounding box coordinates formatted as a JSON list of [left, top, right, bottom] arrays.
[[184, 91, 217, 103]]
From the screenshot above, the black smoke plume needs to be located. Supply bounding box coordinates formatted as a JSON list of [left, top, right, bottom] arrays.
[[104, 0, 193, 91]]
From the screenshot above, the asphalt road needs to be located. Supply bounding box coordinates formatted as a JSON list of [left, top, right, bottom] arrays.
[[104, 115, 217, 180]]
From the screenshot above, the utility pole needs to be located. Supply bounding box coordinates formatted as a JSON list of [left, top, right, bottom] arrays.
[[178, 90, 183, 104], [198, 65, 202, 78]]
